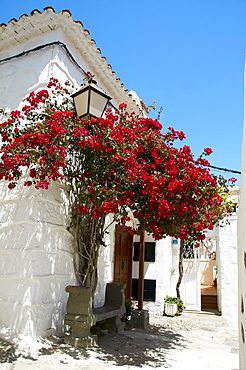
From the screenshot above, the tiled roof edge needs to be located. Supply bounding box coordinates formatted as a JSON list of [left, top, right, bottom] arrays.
[[0, 7, 147, 115]]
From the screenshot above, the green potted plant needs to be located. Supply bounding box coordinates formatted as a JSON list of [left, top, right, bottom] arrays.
[[121, 297, 135, 322], [164, 295, 185, 316]]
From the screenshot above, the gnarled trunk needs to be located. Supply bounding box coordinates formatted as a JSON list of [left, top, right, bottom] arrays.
[[73, 211, 106, 294], [176, 240, 184, 298]]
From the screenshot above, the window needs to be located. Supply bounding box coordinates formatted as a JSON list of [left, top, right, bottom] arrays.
[[132, 279, 156, 301], [133, 242, 156, 262]]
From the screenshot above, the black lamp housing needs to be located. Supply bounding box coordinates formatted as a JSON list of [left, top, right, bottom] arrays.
[[71, 81, 112, 119]]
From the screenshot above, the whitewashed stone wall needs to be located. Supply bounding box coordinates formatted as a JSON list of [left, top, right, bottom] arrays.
[[0, 36, 106, 340], [0, 180, 77, 340]]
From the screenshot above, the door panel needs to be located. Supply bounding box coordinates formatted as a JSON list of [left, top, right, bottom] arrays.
[[114, 225, 133, 298], [180, 241, 201, 311]]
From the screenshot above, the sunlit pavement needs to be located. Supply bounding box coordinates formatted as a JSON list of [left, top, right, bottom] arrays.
[[0, 311, 239, 369]]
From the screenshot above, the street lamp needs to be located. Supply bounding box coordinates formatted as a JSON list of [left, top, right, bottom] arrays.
[[71, 81, 112, 120]]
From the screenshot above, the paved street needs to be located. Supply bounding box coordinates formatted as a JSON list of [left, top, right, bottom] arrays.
[[0, 311, 239, 369]]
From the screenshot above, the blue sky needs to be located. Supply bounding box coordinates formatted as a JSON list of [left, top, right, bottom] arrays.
[[0, 0, 245, 184]]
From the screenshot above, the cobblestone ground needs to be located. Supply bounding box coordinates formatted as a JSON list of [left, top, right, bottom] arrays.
[[0, 312, 239, 370]]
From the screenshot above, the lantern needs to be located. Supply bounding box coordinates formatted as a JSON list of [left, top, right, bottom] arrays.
[[71, 81, 112, 119]]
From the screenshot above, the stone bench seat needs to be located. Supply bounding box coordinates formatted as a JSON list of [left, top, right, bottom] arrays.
[[64, 282, 126, 348], [93, 306, 124, 322]]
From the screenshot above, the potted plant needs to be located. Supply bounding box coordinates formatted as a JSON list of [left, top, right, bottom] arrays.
[[176, 297, 185, 314], [164, 295, 185, 316], [121, 297, 135, 322]]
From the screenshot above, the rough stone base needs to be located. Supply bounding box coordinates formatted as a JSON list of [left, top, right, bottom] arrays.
[[131, 309, 149, 329], [64, 334, 98, 348]]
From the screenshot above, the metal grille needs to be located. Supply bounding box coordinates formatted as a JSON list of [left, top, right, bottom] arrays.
[[183, 241, 195, 259]]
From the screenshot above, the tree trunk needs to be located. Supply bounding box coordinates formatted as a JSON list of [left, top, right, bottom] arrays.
[[176, 240, 184, 298], [73, 212, 106, 293]]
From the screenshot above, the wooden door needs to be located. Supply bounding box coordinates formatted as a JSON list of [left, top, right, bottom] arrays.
[[114, 225, 133, 299]]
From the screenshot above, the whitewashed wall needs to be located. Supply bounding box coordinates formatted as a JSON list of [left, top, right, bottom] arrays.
[[0, 33, 118, 340], [94, 216, 115, 308], [0, 180, 77, 341], [238, 196, 246, 369], [237, 62, 246, 369], [0, 30, 120, 112], [200, 259, 216, 285], [217, 214, 238, 326], [132, 234, 173, 316]]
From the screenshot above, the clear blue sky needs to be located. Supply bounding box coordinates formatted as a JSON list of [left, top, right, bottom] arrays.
[[0, 0, 245, 184]]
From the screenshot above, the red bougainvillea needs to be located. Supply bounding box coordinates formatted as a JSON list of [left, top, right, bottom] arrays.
[[0, 78, 233, 239], [0, 78, 233, 287]]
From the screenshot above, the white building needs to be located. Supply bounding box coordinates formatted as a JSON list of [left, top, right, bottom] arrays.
[[0, 7, 145, 342], [0, 7, 239, 345]]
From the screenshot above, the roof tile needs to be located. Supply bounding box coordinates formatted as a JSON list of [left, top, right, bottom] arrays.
[[0, 7, 146, 115]]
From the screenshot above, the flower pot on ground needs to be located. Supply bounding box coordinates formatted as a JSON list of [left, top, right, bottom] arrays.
[[164, 302, 178, 316], [164, 295, 185, 316]]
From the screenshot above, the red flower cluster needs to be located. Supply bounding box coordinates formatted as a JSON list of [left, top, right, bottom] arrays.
[[0, 79, 232, 242], [203, 148, 213, 155]]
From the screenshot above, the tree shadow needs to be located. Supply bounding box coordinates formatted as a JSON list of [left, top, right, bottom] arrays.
[[0, 338, 37, 363], [0, 324, 188, 368], [95, 323, 188, 368]]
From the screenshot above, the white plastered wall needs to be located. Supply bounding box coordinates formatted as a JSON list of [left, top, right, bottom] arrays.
[[217, 214, 238, 326], [93, 216, 115, 308], [0, 34, 118, 340], [0, 180, 77, 340], [132, 234, 173, 316], [237, 61, 246, 369]]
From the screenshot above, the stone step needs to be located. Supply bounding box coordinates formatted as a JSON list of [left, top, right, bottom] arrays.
[[201, 295, 217, 309]]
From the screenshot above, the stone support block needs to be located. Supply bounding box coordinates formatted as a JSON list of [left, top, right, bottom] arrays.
[[106, 315, 125, 333], [131, 309, 149, 330], [64, 286, 97, 347]]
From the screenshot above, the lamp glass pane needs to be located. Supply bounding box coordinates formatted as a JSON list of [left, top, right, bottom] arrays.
[[74, 90, 89, 118], [89, 91, 108, 118]]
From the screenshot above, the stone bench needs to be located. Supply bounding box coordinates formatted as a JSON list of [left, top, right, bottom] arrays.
[[64, 282, 126, 348]]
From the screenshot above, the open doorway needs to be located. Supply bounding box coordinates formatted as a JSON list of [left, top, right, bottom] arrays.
[[181, 237, 218, 312], [200, 237, 218, 311]]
